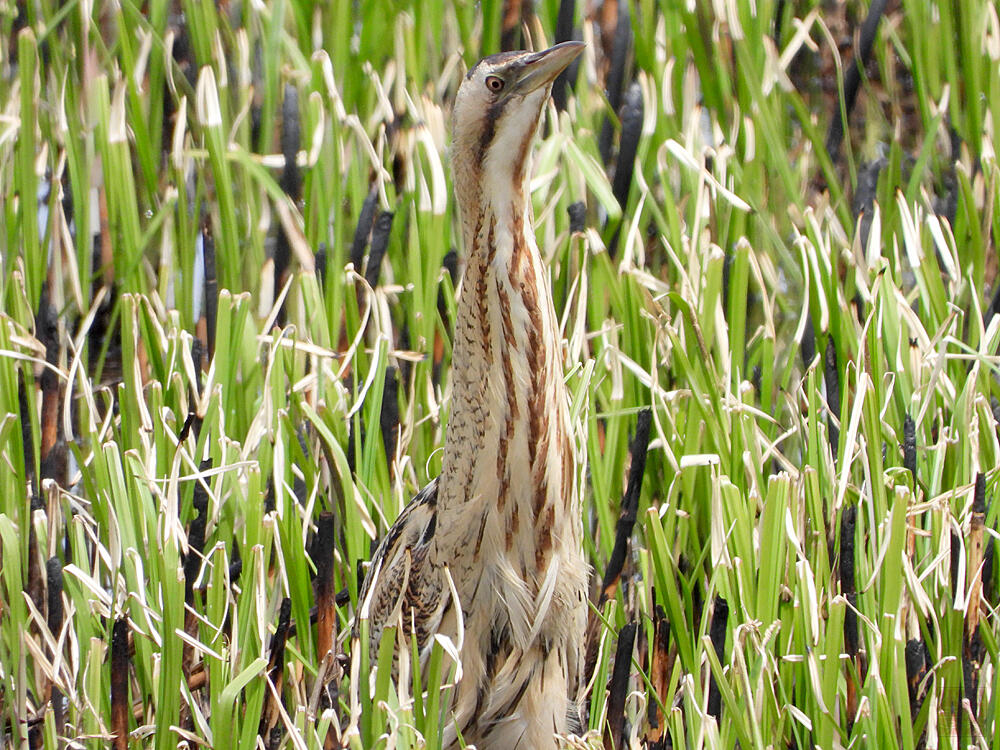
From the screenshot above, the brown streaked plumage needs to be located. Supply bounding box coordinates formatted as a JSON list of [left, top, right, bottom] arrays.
[[356, 41, 587, 749]]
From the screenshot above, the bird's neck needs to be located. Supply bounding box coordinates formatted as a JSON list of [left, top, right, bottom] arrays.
[[435, 188, 576, 568]]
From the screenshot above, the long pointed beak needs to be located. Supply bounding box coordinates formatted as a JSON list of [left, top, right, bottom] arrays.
[[513, 41, 585, 95]]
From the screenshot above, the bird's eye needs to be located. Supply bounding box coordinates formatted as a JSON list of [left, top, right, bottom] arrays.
[[485, 75, 505, 92]]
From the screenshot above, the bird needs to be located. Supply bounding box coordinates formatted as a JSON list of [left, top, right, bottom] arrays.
[[356, 41, 588, 749]]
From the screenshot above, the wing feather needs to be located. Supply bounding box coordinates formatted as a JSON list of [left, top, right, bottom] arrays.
[[355, 480, 449, 665]]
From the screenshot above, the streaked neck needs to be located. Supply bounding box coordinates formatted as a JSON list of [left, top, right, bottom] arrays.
[[436, 183, 575, 567]]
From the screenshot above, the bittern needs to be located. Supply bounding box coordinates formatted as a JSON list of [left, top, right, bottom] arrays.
[[357, 41, 587, 749]]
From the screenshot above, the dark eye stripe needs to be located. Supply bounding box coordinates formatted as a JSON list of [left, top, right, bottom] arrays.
[[478, 99, 506, 163]]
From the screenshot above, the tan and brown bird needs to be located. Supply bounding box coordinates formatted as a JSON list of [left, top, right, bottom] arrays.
[[357, 41, 588, 749]]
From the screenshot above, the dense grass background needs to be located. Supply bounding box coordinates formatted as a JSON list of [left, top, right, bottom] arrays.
[[1, 0, 999, 747]]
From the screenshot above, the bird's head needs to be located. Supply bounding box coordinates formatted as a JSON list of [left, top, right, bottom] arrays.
[[451, 41, 584, 224]]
